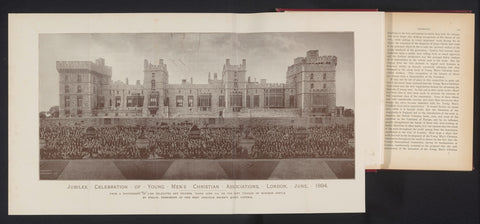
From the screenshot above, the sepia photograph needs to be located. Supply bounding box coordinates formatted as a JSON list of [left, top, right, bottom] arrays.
[[11, 12, 384, 214], [38, 32, 355, 180]]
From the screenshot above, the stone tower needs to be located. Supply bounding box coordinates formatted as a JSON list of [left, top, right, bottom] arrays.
[[142, 59, 169, 117], [286, 50, 337, 116], [222, 59, 247, 112], [57, 58, 112, 117]]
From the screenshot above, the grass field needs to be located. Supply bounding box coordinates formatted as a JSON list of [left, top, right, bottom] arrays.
[[40, 159, 354, 180]]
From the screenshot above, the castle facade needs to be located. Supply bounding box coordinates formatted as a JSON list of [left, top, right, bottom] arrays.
[[57, 50, 344, 118]]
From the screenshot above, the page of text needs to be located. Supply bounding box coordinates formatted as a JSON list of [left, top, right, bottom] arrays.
[[382, 13, 474, 170]]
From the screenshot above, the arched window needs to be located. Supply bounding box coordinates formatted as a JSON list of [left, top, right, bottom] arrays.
[[151, 79, 155, 89], [323, 84, 327, 89], [310, 83, 314, 89], [65, 85, 69, 93], [77, 75, 81, 82], [77, 85, 82, 93], [323, 73, 326, 80], [310, 73, 314, 80]]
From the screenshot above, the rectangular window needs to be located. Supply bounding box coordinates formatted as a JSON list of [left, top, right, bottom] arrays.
[[77, 109, 82, 116], [198, 95, 212, 108], [64, 96, 70, 107], [176, 96, 183, 107], [127, 97, 133, 107], [77, 74, 81, 82], [151, 80, 155, 89], [97, 96, 105, 108], [254, 95, 260, 107], [138, 96, 144, 107], [77, 96, 83, 107], [264, 95, 284, 108], [132, 96, 137, 107], [149, 96, 158, 106], [313, 94, 327, 106], [188, 95, 194, 107], [219, 96, 225, 107], [65, 85, 69, 93], [115, 96, 121, 107], [246, 95, 251, 108], [64, 109, 70, 116], [289, 95, 295, 108], [230, 95, 242, 107], [164, 97, 169, 107], [77, 85, 82, 93]]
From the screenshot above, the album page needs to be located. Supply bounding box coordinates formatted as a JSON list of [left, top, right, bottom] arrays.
[[9, 12, 385, 214]]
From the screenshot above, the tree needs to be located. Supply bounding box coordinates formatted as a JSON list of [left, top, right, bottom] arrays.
[[39, 111, 47, 119], [344, 109, 354, 117], [48, 106, 59, 118]]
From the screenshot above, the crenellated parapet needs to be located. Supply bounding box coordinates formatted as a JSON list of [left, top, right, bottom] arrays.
[[223, 58, 246, 72], [143, 59, 168, 72], [252, 82, 287, 88], [288, 50, 337, 75], [56, 58, 112, 76], [288, 62, 336, 75]]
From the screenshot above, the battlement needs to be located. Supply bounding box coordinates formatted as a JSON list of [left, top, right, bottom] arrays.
[[291, 50, 337, 66], [287, 53, 337, 75], [56, 58, 112, 76], [223, 58, 246, 71], [292, 56, 337, 66], [310, 88, 333, 93], [144, 59, 168, 72], [111, 80, 143, 89], [261, 83, 286, 88]]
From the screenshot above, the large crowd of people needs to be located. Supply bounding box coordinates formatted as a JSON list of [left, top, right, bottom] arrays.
[[40, 123, 354, 160]]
